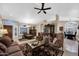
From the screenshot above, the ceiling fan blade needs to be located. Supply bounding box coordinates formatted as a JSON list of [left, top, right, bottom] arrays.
[[43, 10, 46, 14], [34, 7, 41, 10], [38, 10, 41, 14], [44, 7, 51, 10], [41, 3, 45, 9]]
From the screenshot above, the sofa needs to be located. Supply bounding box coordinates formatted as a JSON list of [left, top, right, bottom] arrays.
[[0, 36, 24, 56]]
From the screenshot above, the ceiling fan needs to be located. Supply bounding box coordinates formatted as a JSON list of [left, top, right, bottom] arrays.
[[34, 3, 51, 14]]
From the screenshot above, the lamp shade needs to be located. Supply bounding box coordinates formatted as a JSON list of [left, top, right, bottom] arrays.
[[3, 29, 8, 34], [0, 29, 8, 34]]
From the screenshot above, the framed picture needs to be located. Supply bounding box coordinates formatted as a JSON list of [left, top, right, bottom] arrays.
[[15, 27, 17, 36]]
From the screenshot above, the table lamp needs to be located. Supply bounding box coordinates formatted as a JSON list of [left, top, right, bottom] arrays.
[[0, 29, 8, 37]]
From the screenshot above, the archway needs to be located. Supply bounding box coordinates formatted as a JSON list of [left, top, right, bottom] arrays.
[[64, 21, 78, 55]]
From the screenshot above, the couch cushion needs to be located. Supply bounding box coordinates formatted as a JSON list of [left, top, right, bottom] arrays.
[[0, 36, 12, 47], [9, 51, 24, 56], [54, 40, 63, 48], [56, 33, 64, 40], [0, 42, 7, 53], [7, 44, 24, 56]]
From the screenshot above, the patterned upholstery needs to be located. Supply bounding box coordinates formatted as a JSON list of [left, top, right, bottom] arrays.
[[36, 33, 43, 41], [54, 39, 63, 48], [52, 33, 64, 48]]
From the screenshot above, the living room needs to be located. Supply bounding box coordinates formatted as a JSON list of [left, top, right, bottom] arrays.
[[0, 3, 79, 56]]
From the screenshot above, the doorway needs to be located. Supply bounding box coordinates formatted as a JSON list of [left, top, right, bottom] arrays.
[[44, 24, 55, 33], [64, 21, 78, 56], [3, 25, 13, 39]]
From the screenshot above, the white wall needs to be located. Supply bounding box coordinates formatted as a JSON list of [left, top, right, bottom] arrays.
[[13, 24, 19, 42], [2, 19, 19, 42], [0, 19, 3, 37], [18, 23, 29, 40], [57, 21, 67, 33], [57, 21, 79, 39], [2, 19, 30, 42], [36, 24, 44, 35], [1, 18, 79, 41]]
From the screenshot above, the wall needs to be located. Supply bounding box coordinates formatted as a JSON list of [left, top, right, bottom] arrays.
[[35, 20, 79, 37], [1, 19, 79, 41], [2, 19, 30, 42], [2, 19, 30, 41], [18, 23, 28, 40], [76, 21, 79, 38], [57, 21, 67, 33], [2, 19, 19, 42], [0, 19, 3, 37], [57, 21, 79, 39], [36, 23, 48, 36], [36, 25, 42, 34]]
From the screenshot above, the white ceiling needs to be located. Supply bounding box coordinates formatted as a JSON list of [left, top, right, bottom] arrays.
[[0, 3, 79, 24]]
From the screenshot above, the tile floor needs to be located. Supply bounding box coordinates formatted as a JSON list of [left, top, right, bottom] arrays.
[[63, 38, 78, 56]]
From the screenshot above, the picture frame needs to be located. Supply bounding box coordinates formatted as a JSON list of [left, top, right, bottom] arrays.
[[15, 27, 17, 36]]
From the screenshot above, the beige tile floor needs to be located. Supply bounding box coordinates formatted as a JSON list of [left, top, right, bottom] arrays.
[[63, 38, 78, 56]]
